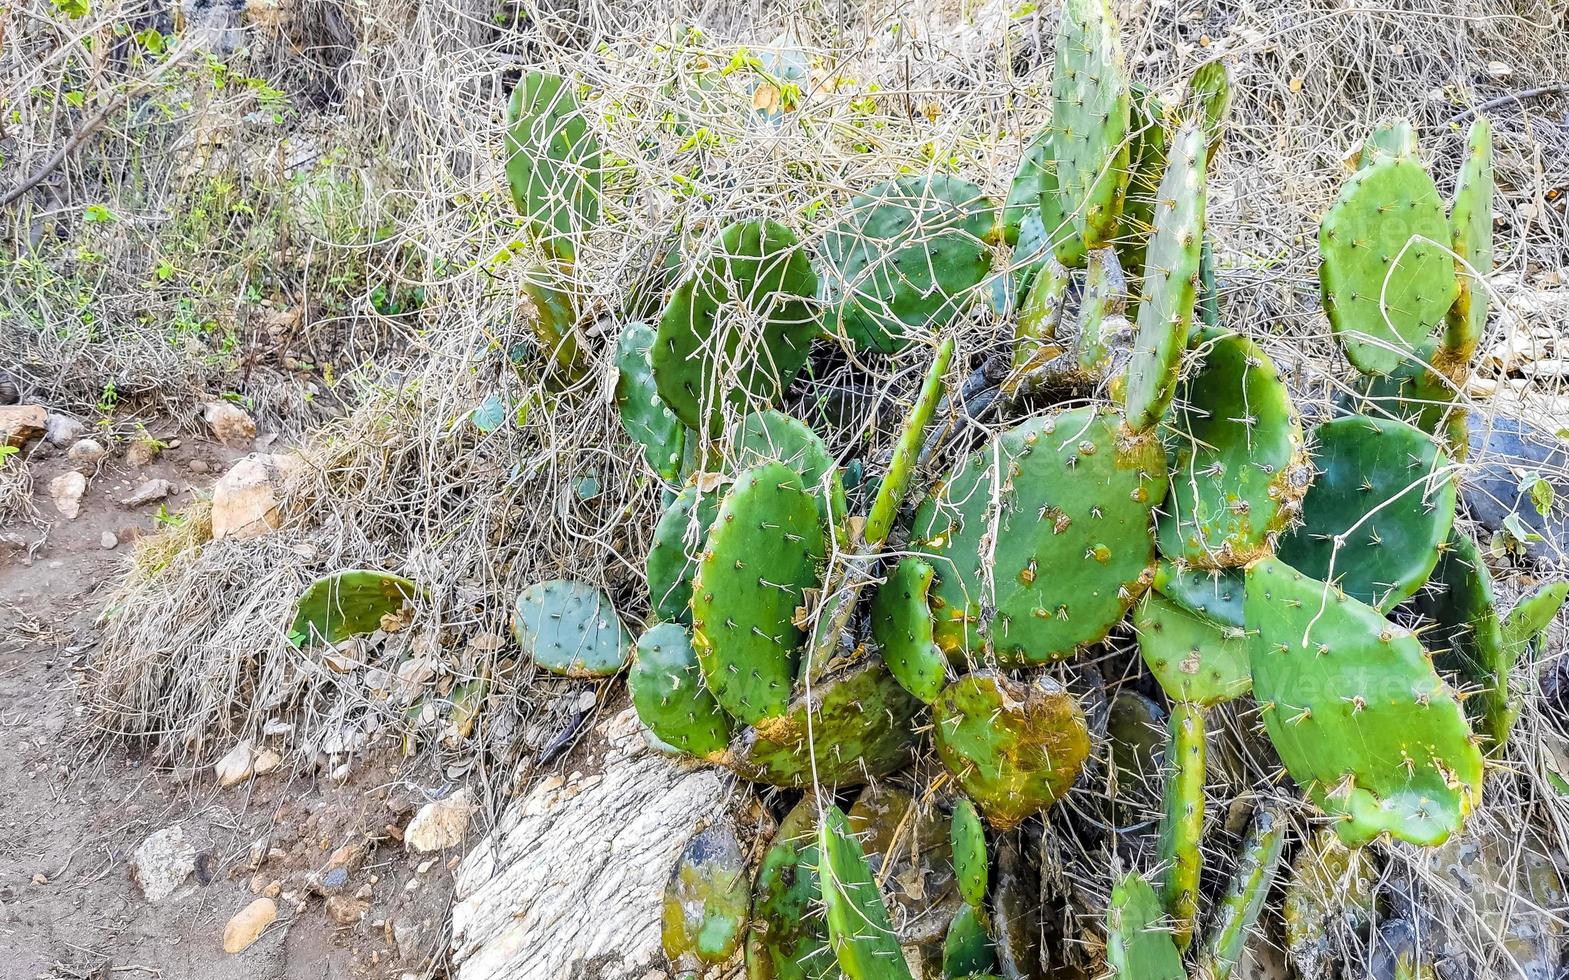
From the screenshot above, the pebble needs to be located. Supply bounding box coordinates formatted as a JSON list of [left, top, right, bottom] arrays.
[[48, 471, 86, 520], [203, 401, 257, 449], [130, 825, 197, 903], [403, 789, 475, 852], [66, 438, 107, 468], [44, 413, 85, 447], [120, 478, 174, 508], [223, 897, 277, 953], [214, 740, 255, 788], [325, 896, 369, 926], [101, 531, 118, 550], [188, 458, 210, 473]]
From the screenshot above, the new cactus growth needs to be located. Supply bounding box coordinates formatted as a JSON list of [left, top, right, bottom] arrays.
[[1106, 873, 1185, 980], [1159, 329, 1305, 567], [1319, 154, 1458, 376], [1414, 531, 1509, 747], [511, 579, 633, 677], [1276, 415, 1457, 612], [931, 672, 1090, 829], [943, 904, 998, 978], [1245, 557, 1483, 846], [950, 797, 988, 910], [1182, 59, 1233, 164], [629, 623, 731, 757], [647, 485, 720, 625], [662, 822, 751, 970], [504, 71, 602, 264], [819, 804, 916, 980], [913, 406, 1167, 665], [869, 557, 946, 703], [616, 320, 685, 481], [819, 175, 996, 353], [692, 461, 825, 724], [1197, 804, 1288, 980], [1446, 117, 1493, 366], [747, 796, 836, 980], [654, 218, 818, 434], [1503, 581, 1569, 659], [1360, 117, 1418, 168], [289, 569, 420, 649], [1049, 0, 1132, 256]]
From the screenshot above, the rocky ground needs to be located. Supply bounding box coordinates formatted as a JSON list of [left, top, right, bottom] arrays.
[[0, 405, 473, 979]]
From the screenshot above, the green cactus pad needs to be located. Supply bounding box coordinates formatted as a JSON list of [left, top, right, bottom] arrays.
[[1159, 329, 1305, 567], [819, 175, 996, 353], [1198, 804, 1287, 980], [1276, 415, 1457, 612], [520, 270, 585, 384], [692, 462, 825, 724], [1075, 246, 1130, 379], [1344, 362, 1467, 458], [1360, 117, 1418, 168], [1013, 257, 1072, 374], [734, 410, 847, 534], [932, 672, 1090, 830], [647, 485, 721, 625], [1122, 120, 1207, 432], [728, 657, 922, 787], [1414, 532, 1509, 746], [819, 805, 916, 980], [1503, 581, 1569, 656], [629, 623, 732, 758], [1049, 0, 1132, 253], [1152, 561, 1245, 629], [1446, 117, 1493, 365], [1003, 129, 1054, 248], [654, 218, 818, 435], [869, 557, 946, 703], [943, 904, 998, 977], [1182, 59, 1233, 163], [1106, 873, 1185, 980], [289, 570, 420, 649], [950, 797, 988, 910], [511, 579, 633, 678], [1157, 701, 1206, 950], [1134, 592, 1250, 706], [616, 320, 685, 481], [1244, 557, 1484, 846], [662, 821, 751, 969], [1319, 155, 1458, 376], [1108, 689, 1167, 810], [1114, 85, 1169, 288], [504, 71, 602, 263], [746, 796, 836, 980], [912, 406, 1167, 666]]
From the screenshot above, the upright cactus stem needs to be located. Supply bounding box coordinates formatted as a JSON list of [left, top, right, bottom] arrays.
[[1159, 701, 1205, 951], [1106, 873, 1186, 980], [1446, 116, 1494, 369], [1198, 804, 1288, 980], [819, 805, 916, 980], [1050, 0, 1132, 255]]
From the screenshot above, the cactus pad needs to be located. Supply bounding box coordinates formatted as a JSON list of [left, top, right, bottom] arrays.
[[728, 657, 921, 787], [943, 904, 998, 977], [869, 557, 946, 703], [1344, 363, 1467, 458], [692, 462, 825, 724], [932, 672, 1091, 829], [950, 797, 987, 910], [1244, 557, 1483, 846], [1122, 120, 1207, 432], [511, 579, 632, 677], [1159, 329, 1305, 566], [504, 71, 602, 263], [662, 821, 751, 969], [1446, 117, 1493, 365], [654, 218, 818, 435], [1414, 532, 1508, 746], [647, 485, 720, 625], [1199, 805, 1287, 980], [912, 406, 1167, 666], [1152, 562, 1244, 629], [629, 623, 732, 757], [1319, 155, 1458, 376], [1182, 59, 1233, 163], [845, 785, 964, 949], [1276, 415, 1456, 612], [1106, 873, 1186, 980], [1135, 592, 1250, 706], [616, 320, 685, 481], [747, 796, 836, 980], [1504, 581, 1569, 657], [819, 804, 916, 980], [289, 570, 420, 649], [1114, 85, 1169, 287], [819, 175, 996, 353], [1157, 700, 1206, 950], [1360, 117, 1418, 168], [734, 410, 846, 534], [1075, 246, 1131, 380], [520, 270, 585, 384], [1049, 0, 1132, 253]]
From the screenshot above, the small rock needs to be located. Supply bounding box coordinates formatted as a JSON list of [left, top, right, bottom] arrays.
[[253, 747, 282, 774], [194, 852, 217, 885], [126, 439, 162, 467], [101, 531, 119, 550], [211, 453, 302, 540], [66, 438, 106, 470], [130, 825, 197, 902], [325, 896, 369, 926], [329, 763, 353, 783], [31, 873, 48, 886], [223, 897, 277, 953], [403, 789, 474, 852], [312, 866, 351, 895], [44, 413, 85, 447], [48, 471, 86, 520], [214, 740, 256, 787], [0, 405, 46, 448], [121, 478, 174, 507], [188, 458, 211, 474], [263, 880, 282, 898], [204, 401, 257, 449]]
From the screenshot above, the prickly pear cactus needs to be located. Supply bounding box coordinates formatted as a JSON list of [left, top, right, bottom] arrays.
[[629, 623, 731, 757], [912, 406, 1167, 666], [1244, 557, 1483, 846], [1106, 873, 1185, 980], [1414, 531, 1510, 746], [654, 218, 818, 435], [647, 485, 720, 625], [1121, 120, 1207, 432], [932, 672, 1090, 829], [520, 271, 585, 384], [1157, 701, 1205, 951], [289, 569, 420, 649], [747, 796, 836, 980], [616, 320, 685, 481], [1152, 561, 1244, 628], [1135, 593, 1250, 706], [511, 579, 632, 677], [1074, 247, 1132, 381], [1283, 826, 1378, 979], [819, 175, 996, 353], [869, 557, 946, 703], [735, 410, 847, 536], [1114, 85, 1168, 287], [1004, 129, 1062, 253], [1343, 363, 1467, 460], [1012, 258, 1072, 377], [1503, 581, 1569, 658], [943, 904, 998, 977], [1360, 117, 1418, 168], [1319, 154, 1458, 376], [1182, 59, 1233, 163], [504, 71, 602, 263], [1198, 804, 1287, 980], [819, 804, 916, 980], [662, 821, 750, 971], [1446, 116, 1493, 367], [1159, 329, 1305, 567], [1049, 0, 1132, 256], [950, 797, 988, 910], [1276, 415, 1457, 612]]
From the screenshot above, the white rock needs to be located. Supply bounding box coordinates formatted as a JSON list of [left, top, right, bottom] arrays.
[[204, 401, 257, 449], [214, 739, 256, 787], [48, 471, 86, 520], [101, 531, 119, 550], [44, 413, 85, 447], [120, 478, 174, 507], [223, 897, 277, 953], [211, 453, 302, 540], [405, 789, 476, 852], [253, 747, 283, 774], [66, 438, 107, 470], [130, 825, 197, 902]]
